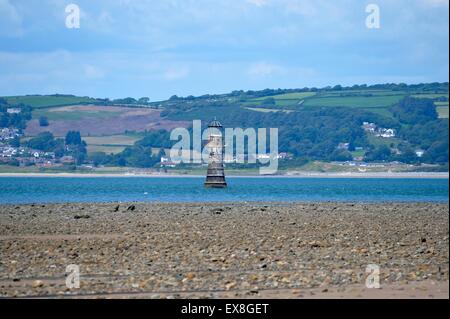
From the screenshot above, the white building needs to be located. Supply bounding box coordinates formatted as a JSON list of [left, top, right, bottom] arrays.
[[6, 108, 21, 114], [415, 150, 425, 158]]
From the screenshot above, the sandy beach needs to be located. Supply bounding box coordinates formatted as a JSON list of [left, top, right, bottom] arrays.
[[0, 202, 448, 299]]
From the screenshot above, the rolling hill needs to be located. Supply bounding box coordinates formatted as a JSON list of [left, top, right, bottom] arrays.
[[1, 82, 448, 165]]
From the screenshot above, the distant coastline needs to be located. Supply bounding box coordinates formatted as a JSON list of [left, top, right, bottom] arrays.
[[1, 171, 448, 179]]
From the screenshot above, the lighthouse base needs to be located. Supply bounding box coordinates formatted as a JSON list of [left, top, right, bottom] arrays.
[[205, 162, 227, 188], [204, 181, 227, 188]]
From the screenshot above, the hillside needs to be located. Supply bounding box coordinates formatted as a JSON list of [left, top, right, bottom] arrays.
[[0, 82, 448, 172]]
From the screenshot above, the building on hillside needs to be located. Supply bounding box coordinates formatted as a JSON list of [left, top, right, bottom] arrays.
[[60, 156, 75, 164], [6, 108, 21, 114], [0, 128, 20, 141], [376, 128, 395, 138], [337, 142, 350, 151], [415, 149, 425, 157], [362, 122, 377, 133], [160, 161, 177, 168]]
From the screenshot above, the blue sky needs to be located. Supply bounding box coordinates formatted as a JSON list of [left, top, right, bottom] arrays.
[[0, 0, 448, 101]]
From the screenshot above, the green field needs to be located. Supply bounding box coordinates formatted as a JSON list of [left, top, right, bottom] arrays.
[[361, 107, 394, 118], [243, 107, 294, 113], [303, 95, 404, 108], [5, 95, 96, 108], [85, 134, 143, 155], [241, 92, 316, 109], [436, 105, 449, 118], [319, 90, 406, 97], [252, 92, 317, 101], [239, 90, 408, 115], [411, 93, 449, 99], [86, 145, 127, 154]]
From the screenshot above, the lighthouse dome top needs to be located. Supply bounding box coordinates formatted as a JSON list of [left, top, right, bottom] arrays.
[[208, 118, 223, 128]]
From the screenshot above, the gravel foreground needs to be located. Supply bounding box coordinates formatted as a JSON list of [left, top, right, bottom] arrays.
[[0, 202, 448, 299]]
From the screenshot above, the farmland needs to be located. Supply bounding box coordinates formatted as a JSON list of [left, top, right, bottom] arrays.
[[302, 94, 404, 108], [84, 134, 143, 155], [233, 88, 450, 124], [1, 82, 448, 171], [5, 95, 96, 108], [25, 105, 189, 137], [32, 105, 121, 121], [435, 102, 449, 118], [237, 89, 409, 117]]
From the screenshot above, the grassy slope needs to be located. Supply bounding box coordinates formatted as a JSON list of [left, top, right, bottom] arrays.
[[238, 89, 449, 119], [5, 95, 96, 108], [434, 102, 449, 119], [2, 88, 448, 165], [84, 135, 143, 155], [302, 95, 404, 108]]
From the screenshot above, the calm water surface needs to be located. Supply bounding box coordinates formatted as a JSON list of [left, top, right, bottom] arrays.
[[0, 177, 448, 204]]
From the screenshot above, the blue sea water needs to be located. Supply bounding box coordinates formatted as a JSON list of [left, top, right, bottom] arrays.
[[0, 177, 448, 204]]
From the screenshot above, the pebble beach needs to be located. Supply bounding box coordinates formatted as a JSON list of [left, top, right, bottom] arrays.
[[0, 202, 448, 298]]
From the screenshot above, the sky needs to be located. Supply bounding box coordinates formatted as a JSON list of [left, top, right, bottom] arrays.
[[0, 0, 448, 101]]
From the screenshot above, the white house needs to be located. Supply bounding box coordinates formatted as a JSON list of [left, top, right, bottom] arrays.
[[415, 150, 425, 157], [6, 108, 21, 114]]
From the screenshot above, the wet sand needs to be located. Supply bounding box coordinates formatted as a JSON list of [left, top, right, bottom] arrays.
[[0, 202, 448, 299]]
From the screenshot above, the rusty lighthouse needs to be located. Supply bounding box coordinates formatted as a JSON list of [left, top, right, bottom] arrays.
[[204, 118, 227, 188]]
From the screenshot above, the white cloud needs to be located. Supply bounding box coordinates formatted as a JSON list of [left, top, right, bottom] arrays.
[[420, 0, 449, 7], [163, 66, 191, 80], [247, 62, 284, 77], [246, 0, 268, 7], [84, 65, 105, 79]]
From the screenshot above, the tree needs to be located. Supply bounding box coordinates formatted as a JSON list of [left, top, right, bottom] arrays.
[[423, 140, 449, 164], [390, 97, 438, 124], [39, 116, 49, 127], [138, 97, 150, 104], [262, 97, 276, 106], [364, 145, 392, 162], [65, 131, 82, 145], [9, 136, 20, 147], [329, 149, 353, 161], [27, 132, 63, 152], [394, 145, 418, 164], [89, 152, 111, 167]]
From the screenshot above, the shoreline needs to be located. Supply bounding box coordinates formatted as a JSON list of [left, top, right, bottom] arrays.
[[0, 171, 449, 179]]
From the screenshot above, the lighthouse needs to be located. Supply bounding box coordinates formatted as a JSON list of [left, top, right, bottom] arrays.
[[204, 118, 227, 188]]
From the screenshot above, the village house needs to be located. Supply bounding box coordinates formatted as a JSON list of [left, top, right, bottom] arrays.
[[0, 128, 20, 141], [415, 149, 425, 157], [376, 128, 395, 138], [160, 155, 178, 168], [6, 108, 21, 114], [362, 122, 377, 133], [362, 122, 395, 138], [337, 142, 350, 151], [60, 155, 75, 164], [160, 161, 177, 168]]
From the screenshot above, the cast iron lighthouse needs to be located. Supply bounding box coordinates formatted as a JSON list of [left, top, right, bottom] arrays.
[[204, 118, 227, 188]]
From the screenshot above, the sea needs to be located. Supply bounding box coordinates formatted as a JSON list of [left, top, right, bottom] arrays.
[[0, 176, 448, 204]]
